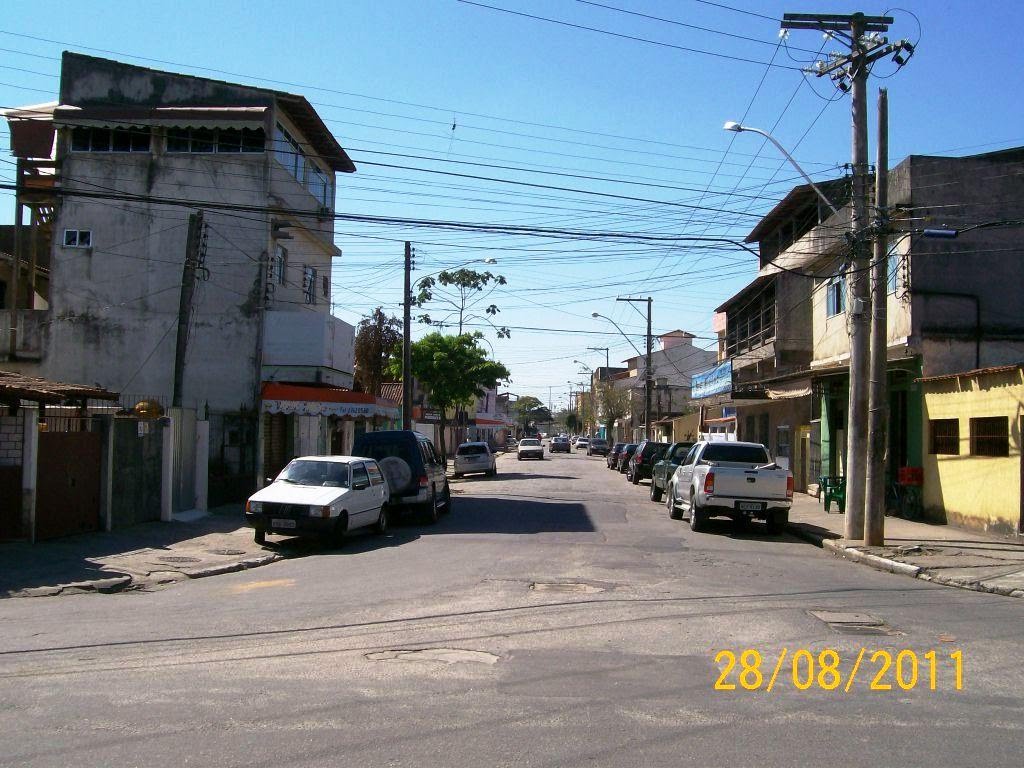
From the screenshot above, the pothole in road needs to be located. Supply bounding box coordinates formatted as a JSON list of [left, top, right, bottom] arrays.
[[366, 648, 500, 665], [530, 581, 607, 594], [808, 610, 901, 636]]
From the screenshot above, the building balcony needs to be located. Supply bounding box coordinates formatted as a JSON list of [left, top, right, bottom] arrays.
[[262, 310, 355, 388]]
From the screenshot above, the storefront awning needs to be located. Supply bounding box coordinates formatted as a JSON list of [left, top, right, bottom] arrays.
[[766, 377, 812, 400]]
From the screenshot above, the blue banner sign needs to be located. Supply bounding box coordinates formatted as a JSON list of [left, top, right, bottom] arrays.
[[692, 361, 733, 400]]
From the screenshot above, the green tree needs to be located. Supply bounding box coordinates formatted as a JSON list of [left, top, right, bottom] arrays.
[[512, 395, 552, 432], [353, 307, 402, 396], [414, 268, 510, 337], [596, 381, 631, 440], [409, 332, 510, 462]]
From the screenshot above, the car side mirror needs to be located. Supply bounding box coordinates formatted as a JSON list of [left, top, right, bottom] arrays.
[[352, 480, 370, 490], [265, 477, 274, 485]]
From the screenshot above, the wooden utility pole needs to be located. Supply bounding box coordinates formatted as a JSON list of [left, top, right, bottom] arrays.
[[402, 241, 413, 430], [865, 88, 889, 545], [782, 11, 909, 542], [172, 210, 203, 408]]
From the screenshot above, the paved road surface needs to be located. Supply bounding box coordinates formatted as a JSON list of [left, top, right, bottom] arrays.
[[2, 449, 1022, 767]]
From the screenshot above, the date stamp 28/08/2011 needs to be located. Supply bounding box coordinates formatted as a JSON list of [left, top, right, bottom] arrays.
[[714, 649, 964, 693]]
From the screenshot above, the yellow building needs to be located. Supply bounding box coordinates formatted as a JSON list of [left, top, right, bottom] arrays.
[[920, 364, 1023, 535]]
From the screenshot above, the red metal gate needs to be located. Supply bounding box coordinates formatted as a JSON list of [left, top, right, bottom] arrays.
[[35, 428, 102, 540]]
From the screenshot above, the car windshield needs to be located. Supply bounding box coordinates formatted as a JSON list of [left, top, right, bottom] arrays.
[[277, 459, 349, 487], [701, 444, 771, 464], [591, 439, 607, 446], [457, 444, 488, 456], [520, 439, 541, 446]]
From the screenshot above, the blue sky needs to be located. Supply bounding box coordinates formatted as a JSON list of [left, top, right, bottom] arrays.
[[2, 1, 1021, 411]]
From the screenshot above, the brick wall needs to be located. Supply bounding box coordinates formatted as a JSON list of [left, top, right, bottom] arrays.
[[0, 415, 23, 467]]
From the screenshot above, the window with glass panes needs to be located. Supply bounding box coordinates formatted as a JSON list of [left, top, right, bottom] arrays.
[[826, 273, 846, 316], [970, 416, 1009, 457]]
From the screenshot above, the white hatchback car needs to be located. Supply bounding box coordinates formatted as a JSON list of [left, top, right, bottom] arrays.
[[245, 456, 390, 544], [453, 441, 497, 478]]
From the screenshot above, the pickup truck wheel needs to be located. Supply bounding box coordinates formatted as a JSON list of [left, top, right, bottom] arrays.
[[650, 480, 663, 503], [254, 529, 266, 545], [667, 485, 682, 520], [689, 492, 707, 532], [631, 469, 640, 485], [766, 511, 788, 535]]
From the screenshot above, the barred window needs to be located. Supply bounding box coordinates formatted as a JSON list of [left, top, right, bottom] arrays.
[[929, 418, 959, 455], [303, 265, 317, 305], [166, 127, 264, 153], [970, 417, 1009, 457]]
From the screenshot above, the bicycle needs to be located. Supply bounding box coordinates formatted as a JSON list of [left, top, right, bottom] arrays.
[[888, 481, 923, 521]]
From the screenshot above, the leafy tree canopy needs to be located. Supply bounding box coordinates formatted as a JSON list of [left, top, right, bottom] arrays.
[[354, 307, 402, 396], [410, 331, 511, 459], [512, 395, 552, 427], [415, 268, 510, 338]]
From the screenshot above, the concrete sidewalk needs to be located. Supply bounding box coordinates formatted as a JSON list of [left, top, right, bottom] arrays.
[[0, 505, 281, 598], [786, 493, 1024, 598]]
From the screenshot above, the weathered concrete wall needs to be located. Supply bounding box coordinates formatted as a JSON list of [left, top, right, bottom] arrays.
[[906, 151, 1024, 377], [44, 151, 270, 410], [263, 311, 355, 388]]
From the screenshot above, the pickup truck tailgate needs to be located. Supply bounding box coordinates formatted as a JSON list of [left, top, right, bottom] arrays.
[[711, 467, 790, 500]]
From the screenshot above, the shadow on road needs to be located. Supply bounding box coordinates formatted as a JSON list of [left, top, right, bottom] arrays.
[[419, 494, 595, 535]]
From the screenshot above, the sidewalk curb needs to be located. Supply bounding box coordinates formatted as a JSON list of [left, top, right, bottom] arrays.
[[8, 551, 284, 599], [787, 522, 1021, 597]]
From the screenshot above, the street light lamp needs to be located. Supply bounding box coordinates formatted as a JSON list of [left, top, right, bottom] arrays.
[[593, 305, 652, 441], [722, 122, 839, 216]]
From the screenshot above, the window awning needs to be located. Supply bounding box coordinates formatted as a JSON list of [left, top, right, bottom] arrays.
[[52, 105, 269, 131]]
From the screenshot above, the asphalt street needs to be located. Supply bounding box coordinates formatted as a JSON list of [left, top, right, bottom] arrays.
[[1, 448, 1022, 767]]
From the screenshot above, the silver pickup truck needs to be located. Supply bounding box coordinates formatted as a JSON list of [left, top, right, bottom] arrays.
[[664, 441, 793, 533]]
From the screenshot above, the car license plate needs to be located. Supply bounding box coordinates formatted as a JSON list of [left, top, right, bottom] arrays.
[[272, 518, 296, 529], [738, 502, 763, 512]]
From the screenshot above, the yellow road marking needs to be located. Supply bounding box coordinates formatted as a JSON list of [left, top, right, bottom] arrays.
[[230, 578, 296, 593]]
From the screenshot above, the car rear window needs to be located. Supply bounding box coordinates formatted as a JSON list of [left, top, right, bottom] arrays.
[[457, 444, 488, 456], [354, 437, 416, 462], [701, 444, 771, 464], [520, 439, 541, 446]]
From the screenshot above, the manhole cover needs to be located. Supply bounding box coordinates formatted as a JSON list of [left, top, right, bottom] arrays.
[[808, 610, 898, 635], [207, 549, 246, 556], [366, 648, 499, 665], [157, 556, 201, 564], [530, 581, 605, 594]]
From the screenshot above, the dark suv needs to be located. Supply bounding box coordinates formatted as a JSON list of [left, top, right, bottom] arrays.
[[626, 439, 670, 484], [352, 430, 451, 523]]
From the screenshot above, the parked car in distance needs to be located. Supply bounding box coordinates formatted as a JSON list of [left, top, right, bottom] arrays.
[[246, 456, 389, 544], [649, 441, 696, 502], [665, 441, 793, 533], [587, 438, 610, 456], [575, 438, 590, 452], [352, 430, 450, 523], [616, 443, 639, 473], [550, 436, 571, 453], [626, 439, 670, 484], [607, 443, 626, 469], [453, 441, 497, 478], [517, 438, 545, 460]]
